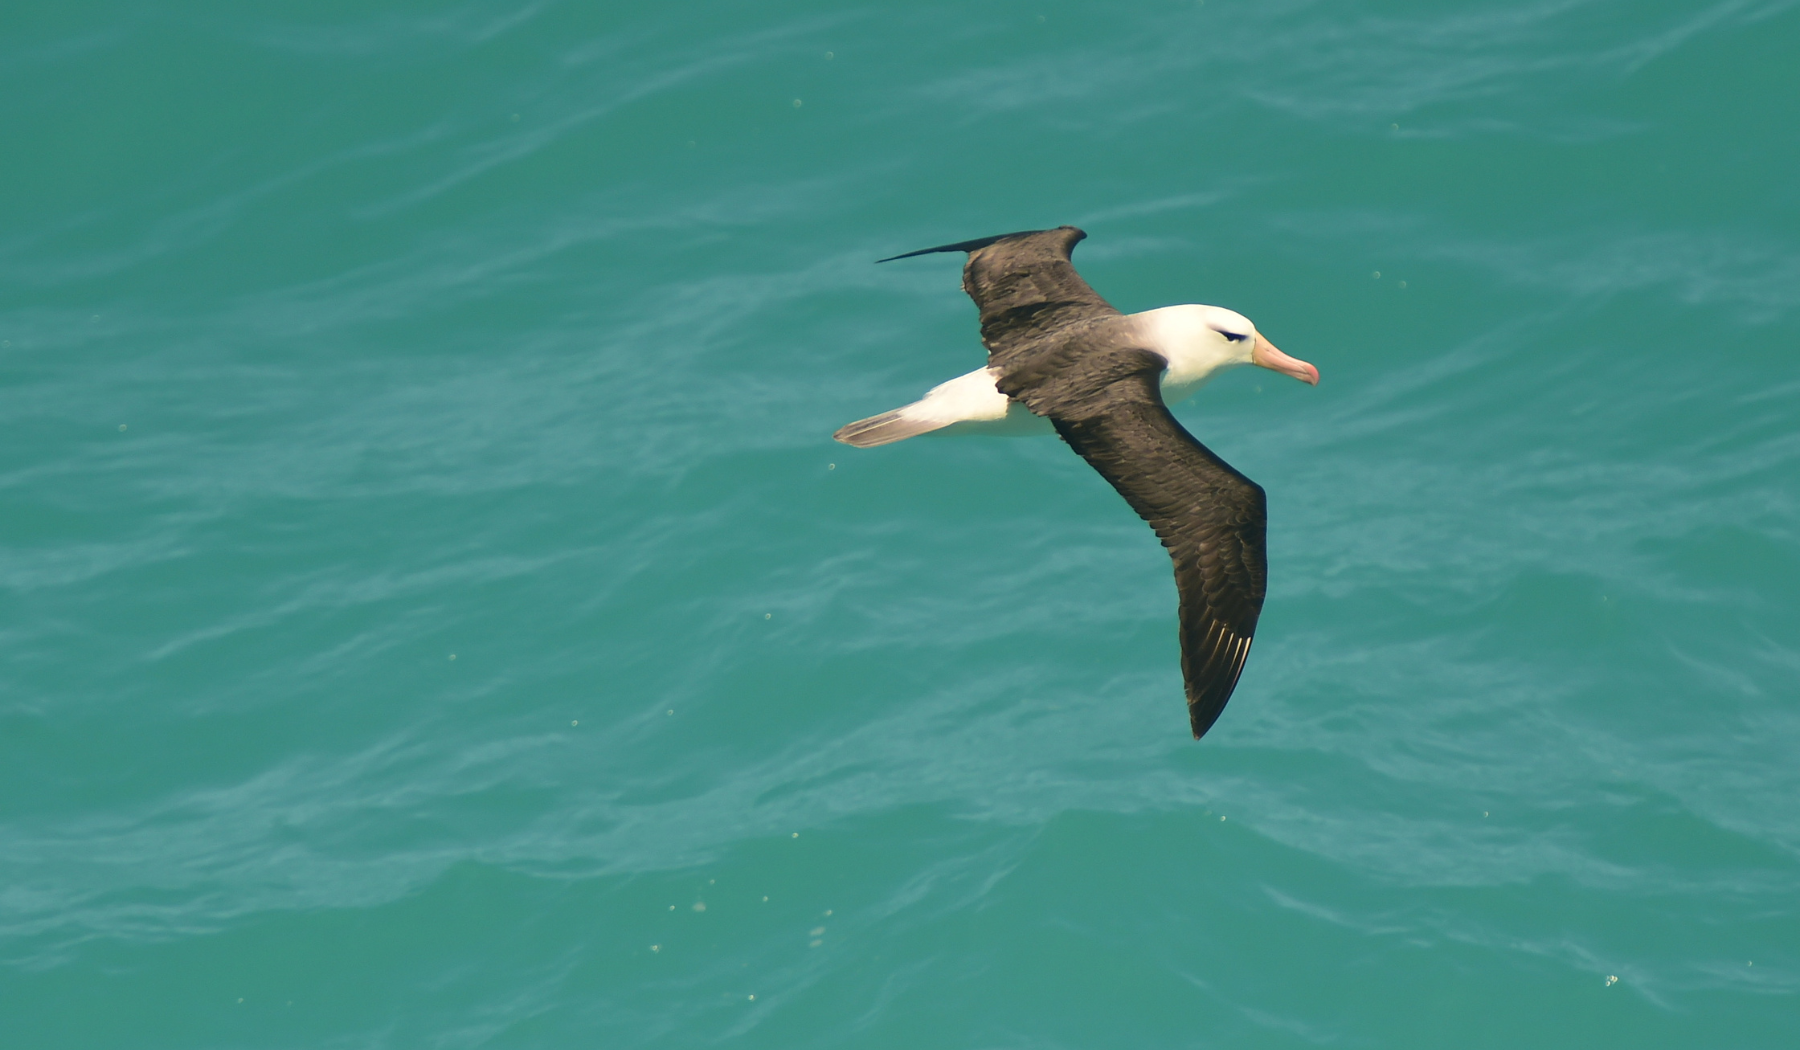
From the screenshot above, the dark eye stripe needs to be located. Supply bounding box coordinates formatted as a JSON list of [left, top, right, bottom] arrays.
[[1222, 331, 1248, 342]]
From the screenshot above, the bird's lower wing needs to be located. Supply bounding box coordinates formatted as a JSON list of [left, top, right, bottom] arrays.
[[1012, 361, 1269, 738]]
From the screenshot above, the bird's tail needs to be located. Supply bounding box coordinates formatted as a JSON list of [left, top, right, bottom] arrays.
[[832, 404, 952, 447]]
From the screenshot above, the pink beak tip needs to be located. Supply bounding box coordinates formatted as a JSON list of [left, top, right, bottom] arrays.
[[1254, 338, 1320, 387]]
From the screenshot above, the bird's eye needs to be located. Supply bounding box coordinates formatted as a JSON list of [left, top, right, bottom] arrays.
[[1221, 331, 1248, 342]]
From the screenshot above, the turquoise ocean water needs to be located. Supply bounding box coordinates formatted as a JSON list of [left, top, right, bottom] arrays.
[[4, 2, 1797, 1046]]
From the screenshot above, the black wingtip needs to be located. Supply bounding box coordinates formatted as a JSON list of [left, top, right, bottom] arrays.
[[875, 226, 1079, 263]]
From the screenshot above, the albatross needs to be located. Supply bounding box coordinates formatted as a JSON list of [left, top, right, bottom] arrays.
[[833, 226, 1319, 739]]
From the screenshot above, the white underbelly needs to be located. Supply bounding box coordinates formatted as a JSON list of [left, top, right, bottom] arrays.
[[915, 366, 1201, 439], [935, 399, 1054, 437]]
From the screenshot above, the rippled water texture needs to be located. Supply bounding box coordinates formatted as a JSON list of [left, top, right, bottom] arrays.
[[3, 1, 1797, 1046]]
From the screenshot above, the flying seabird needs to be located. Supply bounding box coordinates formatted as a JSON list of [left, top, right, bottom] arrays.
[[833, 226, 1319, 739]]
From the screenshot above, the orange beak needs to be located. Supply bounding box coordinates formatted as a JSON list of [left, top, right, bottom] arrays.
[[1252, 336, 1319, 385]]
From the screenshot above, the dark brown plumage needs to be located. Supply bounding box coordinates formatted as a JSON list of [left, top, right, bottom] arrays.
[[886, 226, 1268, 739]]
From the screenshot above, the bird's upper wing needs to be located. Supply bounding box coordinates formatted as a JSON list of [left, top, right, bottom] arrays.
[[879, 226, 1119, 360], [963, 227, 1121, 362], [996, 342, 1269, 739]]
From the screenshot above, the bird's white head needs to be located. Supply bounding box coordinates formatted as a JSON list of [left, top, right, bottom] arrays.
[[1140, 304, 1320, 401]]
